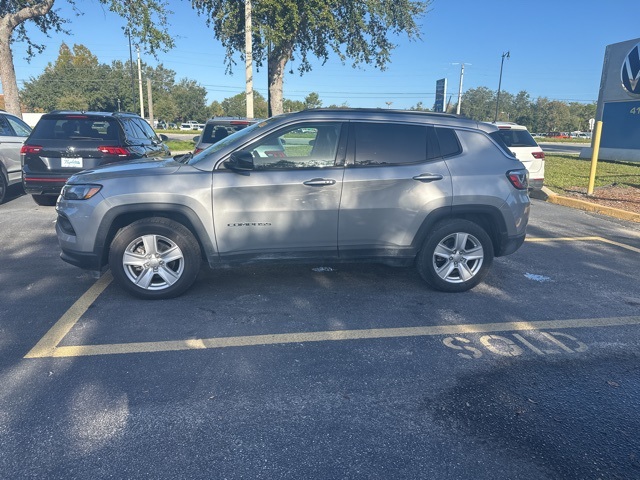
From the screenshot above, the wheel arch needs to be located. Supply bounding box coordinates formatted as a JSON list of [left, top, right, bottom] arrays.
[[411, 205, 510, 257], [94, 204, 217, 269]]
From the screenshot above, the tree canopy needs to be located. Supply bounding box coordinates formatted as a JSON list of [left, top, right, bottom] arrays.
[[0, 0, 173, 117], [192, 0, 430, 115]]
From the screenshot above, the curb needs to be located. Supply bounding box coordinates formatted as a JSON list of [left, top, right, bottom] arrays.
[[530, 187, 640, 223]]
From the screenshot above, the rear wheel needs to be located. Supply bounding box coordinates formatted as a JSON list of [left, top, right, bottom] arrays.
[[32, 194, 57, 206], [109, 217, 201, 299], [417, 219, 494, 292]]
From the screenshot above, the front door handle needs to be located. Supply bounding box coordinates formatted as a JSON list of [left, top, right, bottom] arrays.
[[303, 178, 336, 186], [413, 173, 444, 183]]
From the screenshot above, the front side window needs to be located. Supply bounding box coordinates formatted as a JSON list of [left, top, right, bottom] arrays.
[[247, 123, 342, 170], [353, 123, 427, 166]]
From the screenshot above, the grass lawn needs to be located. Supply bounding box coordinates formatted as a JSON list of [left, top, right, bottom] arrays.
[[166, 140, 195, 152], [544, 154, 640, 194]]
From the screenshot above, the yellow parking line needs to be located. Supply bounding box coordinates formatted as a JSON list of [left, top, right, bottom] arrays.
[[31, 316, 640, 358], [23, 235, 640, 359], [24, 272, 113, 358]]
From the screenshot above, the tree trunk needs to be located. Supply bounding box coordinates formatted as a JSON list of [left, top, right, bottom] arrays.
[[267, 44, 291, 116], [0, 0, 55, 118]]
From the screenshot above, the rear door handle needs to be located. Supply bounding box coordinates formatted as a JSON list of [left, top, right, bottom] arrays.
[[413, 173, 444, 183], [303, 178, 336, 186]]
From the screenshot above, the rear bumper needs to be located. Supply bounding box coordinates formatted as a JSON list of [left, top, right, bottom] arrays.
[[23, 174, 69, 195]]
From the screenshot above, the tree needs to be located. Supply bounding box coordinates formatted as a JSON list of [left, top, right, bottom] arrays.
[[192, 0, 429, 115], [172, 79, 209, 122], [220, 91, 268, 118], [304, 92, 322, 109], [459, 87, 495, 122], [0, 0, 174, 118]]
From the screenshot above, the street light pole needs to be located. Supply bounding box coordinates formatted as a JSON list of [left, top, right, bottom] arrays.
[[494, 51, 510, 122]]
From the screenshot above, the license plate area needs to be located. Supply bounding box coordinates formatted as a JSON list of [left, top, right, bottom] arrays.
[[61, 157, 83, 168]]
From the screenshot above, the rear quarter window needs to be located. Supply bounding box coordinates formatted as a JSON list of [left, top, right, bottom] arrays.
[[434, 127, 462, 157]]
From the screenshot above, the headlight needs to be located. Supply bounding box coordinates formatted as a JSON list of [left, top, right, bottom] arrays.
[[61, 184, 102, 200]]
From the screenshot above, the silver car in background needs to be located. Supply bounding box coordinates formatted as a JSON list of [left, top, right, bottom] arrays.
[[0, 110, 32, 203]]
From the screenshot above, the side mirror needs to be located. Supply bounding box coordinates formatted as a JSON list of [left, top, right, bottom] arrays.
[[224, 150, 255, 172], [193, 135, 200, 142], [159, 134, 168, 142]]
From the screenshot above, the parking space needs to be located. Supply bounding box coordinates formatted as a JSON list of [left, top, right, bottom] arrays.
[[1, 193, 639, 478]]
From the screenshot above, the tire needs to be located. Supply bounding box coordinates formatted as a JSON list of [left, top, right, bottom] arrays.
[[416, 219, 494, 292], [109, 217, 201, 299], [32, 194, 58, 206], [0, 173, 6, 204]]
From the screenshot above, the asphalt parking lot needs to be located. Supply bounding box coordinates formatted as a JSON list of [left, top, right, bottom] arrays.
[[1, 186, 639, 479]]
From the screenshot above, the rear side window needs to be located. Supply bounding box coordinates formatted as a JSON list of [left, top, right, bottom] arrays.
[[434, 127, 462, 157], [30, 117, 117, 140], [354, 123, 427, 166], [496, 129, 538, 147]]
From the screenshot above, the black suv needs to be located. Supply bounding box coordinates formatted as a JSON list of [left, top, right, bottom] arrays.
[[193, 117, 259, 154], [22, 111, 170, 205]]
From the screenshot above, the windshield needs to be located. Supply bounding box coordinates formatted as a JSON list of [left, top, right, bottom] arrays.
[[187, 117, 279, 165]]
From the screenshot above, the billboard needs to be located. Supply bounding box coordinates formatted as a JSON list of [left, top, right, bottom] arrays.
[[581, 37, 640, 162], [434, 78, 447, 113]]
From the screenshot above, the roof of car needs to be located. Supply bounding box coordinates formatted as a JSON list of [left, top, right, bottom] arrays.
[[45, 111, 142, 118], [270, 108, 496, 133]]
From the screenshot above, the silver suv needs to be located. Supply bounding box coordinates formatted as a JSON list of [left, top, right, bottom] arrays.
[[55, 109, 530, 299]]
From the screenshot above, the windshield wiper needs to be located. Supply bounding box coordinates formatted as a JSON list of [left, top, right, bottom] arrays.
[[175, 152, 193, 164]]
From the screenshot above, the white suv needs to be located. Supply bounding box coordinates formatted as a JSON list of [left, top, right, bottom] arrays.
[[493, 122, 545, 189]]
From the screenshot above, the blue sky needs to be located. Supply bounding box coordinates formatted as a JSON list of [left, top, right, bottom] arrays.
[[6, 0, 640, 109]]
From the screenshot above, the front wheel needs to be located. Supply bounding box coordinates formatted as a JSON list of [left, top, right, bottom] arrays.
[[416, 219, 494, 292], [109, 217, 201, 299]]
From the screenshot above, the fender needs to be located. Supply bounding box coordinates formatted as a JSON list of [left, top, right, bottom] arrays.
[[411, 204, 510, 255], [92, 203, 219, 268]]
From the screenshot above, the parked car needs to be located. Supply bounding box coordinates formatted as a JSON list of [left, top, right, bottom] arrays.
[[492, 122, 545, 190], [55, 108, 530, 299], [193, 117, 259, 154], [21, 111, 171, 206], [0, 110, 32, 204]]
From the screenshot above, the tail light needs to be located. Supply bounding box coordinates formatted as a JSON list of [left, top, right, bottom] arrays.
[[98, 146, 130, 156], [506, 169, 528, 190], [532, 151, 545, 159], [21, 145, 43, 154], [193, 148, 203, 155]]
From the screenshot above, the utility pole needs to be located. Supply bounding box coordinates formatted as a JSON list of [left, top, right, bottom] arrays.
[[127, 30, 135, 112], [147, 78, 154, 127], [494, 51, 510, 122], [137, 46, 144, 118], [452, 63, 470, 115], [245, 0, 254, 119], [456, 63, 464, 115]]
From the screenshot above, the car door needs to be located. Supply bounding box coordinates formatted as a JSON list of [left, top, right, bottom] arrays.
[[338, 122, 453, 258], [212, 122, 346, 260], [0, 113, 31, 184]]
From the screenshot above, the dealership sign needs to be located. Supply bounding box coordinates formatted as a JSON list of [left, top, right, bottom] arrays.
[[580, 37, 640, 162], [621, 42, 640, 96]]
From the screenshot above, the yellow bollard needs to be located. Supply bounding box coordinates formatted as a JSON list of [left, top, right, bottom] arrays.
[[587, 121, 603, 196]]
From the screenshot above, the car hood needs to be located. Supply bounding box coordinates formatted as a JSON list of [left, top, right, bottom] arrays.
[[67, 158, 181, 184]]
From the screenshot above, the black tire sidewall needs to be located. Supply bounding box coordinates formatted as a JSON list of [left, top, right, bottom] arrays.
[[0, 174, 6, 204], [417, 219, 494, 292], [109, 218, 201, 299]]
